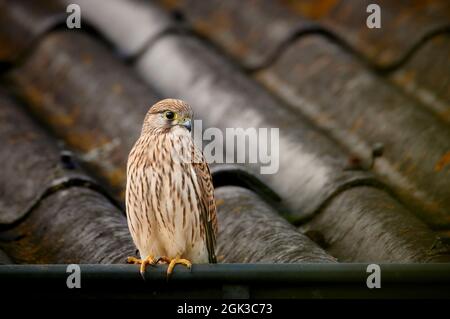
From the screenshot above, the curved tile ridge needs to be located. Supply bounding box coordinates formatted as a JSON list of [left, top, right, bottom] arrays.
[[0, 0, 67, 67], [153, 0, 450, 71], [0, 249, 12, 264], [216, 186, 336, 263], [136, 32, 378, 220], [133, 32, 449, 261], [0, 92, 135, 263], [11, 0, 444, 262], [389, 34, 450, 124], [255, 36, 450, 229], [7, 31, 161, 199], [301, 186, 450, 263], [7, 31, 281, 201], [59, 0, 177, 58], [7, 31, 334, 263], [0, 92, 113, 226]]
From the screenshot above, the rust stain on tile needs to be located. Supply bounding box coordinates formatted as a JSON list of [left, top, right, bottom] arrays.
[[435, 151, 450, 172], [159, 0, 184, 10], [47, 106, 81, 127], [215, 198, 225, 207], [280, 0, 338, 20], [8, 132, 37, 144], [350, 116, 363, 133], [112, 83, 123, 95], [81, 53, 93, 66]]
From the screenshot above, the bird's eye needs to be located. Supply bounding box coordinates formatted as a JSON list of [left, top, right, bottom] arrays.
[[164, 111, 176, 120]]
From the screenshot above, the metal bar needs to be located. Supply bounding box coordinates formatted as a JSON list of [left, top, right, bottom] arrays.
[[1, 263, 450, 283], [1, 264, 449, 299]]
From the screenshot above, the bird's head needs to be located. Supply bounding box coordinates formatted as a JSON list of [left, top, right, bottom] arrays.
[[142, 99, 193, 134]]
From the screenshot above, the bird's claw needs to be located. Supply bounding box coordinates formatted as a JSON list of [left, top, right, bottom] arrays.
[[126, 255, 192, 280], [126, 256, 141, 264], [126, 255, 158, 280], [166, 257, 192, 280]]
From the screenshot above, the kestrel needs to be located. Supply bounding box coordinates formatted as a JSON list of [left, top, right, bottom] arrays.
[[125, 99, 217, 278]]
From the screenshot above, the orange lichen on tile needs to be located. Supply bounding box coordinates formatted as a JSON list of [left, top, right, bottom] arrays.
[[81, 53, 93, 66], [47, 106, 81, 127], [280, 0, 338, 20], [112, 83, 123, 95], [435, 151, 450, 172], [8, 132, 37, 144], [107, 167, 126, 188], [63, 130, 108, 153], [215, 198, 225, 207], [159, 0, 184, 10]]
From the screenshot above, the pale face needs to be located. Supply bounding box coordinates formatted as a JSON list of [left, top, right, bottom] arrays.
[[143, 107, 193, 134]]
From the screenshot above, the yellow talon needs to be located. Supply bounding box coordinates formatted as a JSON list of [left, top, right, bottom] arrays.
[[126, 255, 157, 279], [167, 256, 192, 278], [126, 256, 142, 264]]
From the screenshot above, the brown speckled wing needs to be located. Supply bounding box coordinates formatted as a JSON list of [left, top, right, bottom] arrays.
[[193, 158, 218, 264]]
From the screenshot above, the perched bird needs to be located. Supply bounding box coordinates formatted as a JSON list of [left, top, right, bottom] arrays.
[[126, 99, 217, 278]]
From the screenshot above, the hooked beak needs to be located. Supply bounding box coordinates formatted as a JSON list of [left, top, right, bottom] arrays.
[[181, 118, 192, 132]]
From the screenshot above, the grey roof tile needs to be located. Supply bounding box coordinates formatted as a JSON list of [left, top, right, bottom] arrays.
[[255, 36, 450, 229], [301, 186, 450, 262], [390, 34, 450, 124], [0, 92, 134, 263], [0, 0, 66, 65], [0, 0, 448, 266], [135, 33, 376, 221], [2, 25, 333, 263], [133, 31, 449, 261], [0, 250, 12, 264], [60, 0, 176, 58], [216, 186, 336, 263], [7, 31, 160, 198], [155, 0, 450, 69], [0, 91, 100, 225], [2, 187, 134, 264]]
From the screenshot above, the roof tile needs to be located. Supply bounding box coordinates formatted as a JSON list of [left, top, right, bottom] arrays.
[[156, 0, 450, 69], [255, 36, 450, 228]]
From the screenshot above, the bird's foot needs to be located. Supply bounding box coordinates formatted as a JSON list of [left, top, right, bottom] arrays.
[[153, 256, 171, 264], [126, 255, 158, 279], [166, 256, 192, 278]]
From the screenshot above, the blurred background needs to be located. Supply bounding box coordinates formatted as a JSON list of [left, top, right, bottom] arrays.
[[0, 0, 449, 269]]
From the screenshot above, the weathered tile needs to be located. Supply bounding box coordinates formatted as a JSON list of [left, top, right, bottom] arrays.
[[0, 91, 98, 225], [280, 0, 450, 68], [59, 0, 176, 58], [0, 250, 12, 264], [3, 0, 448, 264], [390, 34, 450, 124], [0, 92, 134, 263], [156, 0, 309, 68], [7, 31, 331, 263], [216, 186, 336, 263], [136, 33, 376, 221], [256, 36, 450, 229], [301, 187, 450, 262], [156, 0, 450, 69], [0, 0, 66, 65], [8, 31, 160, 199], [1, 187, 135, 264], [134, 32, 446, 261]]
